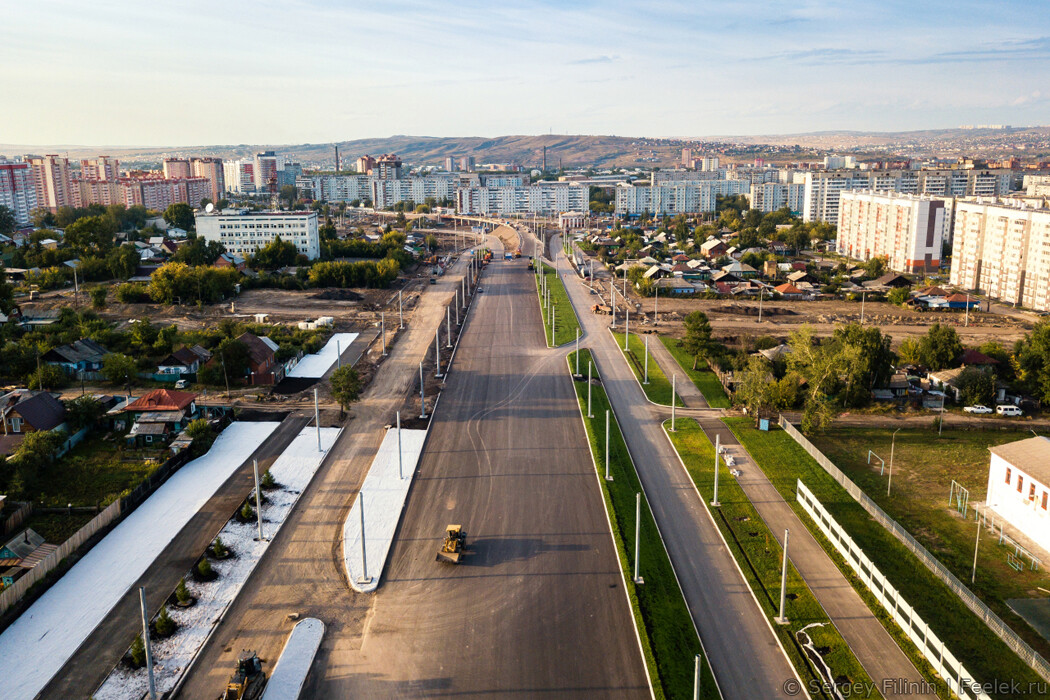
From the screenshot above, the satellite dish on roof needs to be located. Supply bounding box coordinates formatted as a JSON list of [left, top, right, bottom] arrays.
[[205, 202, 215, 213]]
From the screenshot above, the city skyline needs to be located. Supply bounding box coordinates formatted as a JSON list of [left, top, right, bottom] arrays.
[[4, 0, 1049, 147]]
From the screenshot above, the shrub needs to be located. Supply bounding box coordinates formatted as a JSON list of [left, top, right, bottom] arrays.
[[129, 634, 146, 668], [261, 469, 277, 489], [212, 537, 228, 558], [240, 501, 255, 522], [90, 286, 107, 309], [175, 577, 192, 605], [115, 282, 152, 303], [154, 606, 177, 637], [196, 556, 215, 581]]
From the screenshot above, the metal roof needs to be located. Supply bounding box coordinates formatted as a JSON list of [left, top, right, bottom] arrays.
[[990, 436, 1050, 486]]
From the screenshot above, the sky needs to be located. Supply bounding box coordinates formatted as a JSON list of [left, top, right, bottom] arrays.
[[3, 0, 1049, 147]]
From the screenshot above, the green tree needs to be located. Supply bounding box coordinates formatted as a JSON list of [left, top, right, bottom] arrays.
[[66, 395, 105, 431], [172, 236, 224, 266], [897, 338, 921, 365], [918, 323, 963, 370], [106, 244, 140, 280], [0, 205, 16, 236], [154, 606, 177, 637], [279, 184, 297, 207], [863, 256, 888, 278], [64, 216, 116, 257], [11, 429, 67, 484], [681, 311, 714, 370], [955, 367, 995, 406], [90, 286, 108, 309], [163, 203, 194, 231], [887, 286, 910, 306], [196, 556, 214, 580], [832, 323, 895, 407], [330, 365, 362, 412], [1015, 321, 1050, 402], [26, 364, 70, 391], [734, 356, 776, 423], [791, 227, 810, 254], [424, 234, 438, 252], [251, 235, 297, 270], [175, 577, 192, 605], [129, 635, 147, 668], [31, 207, 55, 229], [102, 352, 138, 387]]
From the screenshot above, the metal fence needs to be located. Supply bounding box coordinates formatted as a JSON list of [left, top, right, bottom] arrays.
[[779, 415, 1050, 683], [796, 480, 991, 700], [0, 500, 121, 615]]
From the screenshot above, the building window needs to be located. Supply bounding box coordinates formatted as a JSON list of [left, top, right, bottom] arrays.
[[1018, 475, 1024, 493], [1043, 492, 1048, 511], [1030, 483, 1037, 501]]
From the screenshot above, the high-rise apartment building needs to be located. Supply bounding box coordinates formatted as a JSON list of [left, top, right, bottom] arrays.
[[254, 151, 281, 192], [614, 180, 749, 215], [458, 156, 475, 173], [356, 155, 376, 175], [455, 183, 588, 216], [162, 158, 192, 179], [27, 155, 73, 211], [681, 148, 693, 167], [444, 156, 456, 172], [749, 182, 806, 214], [190, 157, 226, 202], [837, 191, 948, 273], [950, 198, 1050, 311], [223, 159, 255, 194], [81, 156, 120, 181], [0, 159, 38, 226]]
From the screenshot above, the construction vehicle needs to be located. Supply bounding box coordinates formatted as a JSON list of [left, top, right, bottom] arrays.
[[436, 524, 466, 564], [592, 303, 612, 315], [514, 248, 522, 258], [220, 651, 267, 700]]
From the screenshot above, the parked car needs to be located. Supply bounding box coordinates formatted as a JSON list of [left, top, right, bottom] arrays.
[[996, 405, 1024, 417], [174, 379, 188, 389], [963, 404, 993, 414]]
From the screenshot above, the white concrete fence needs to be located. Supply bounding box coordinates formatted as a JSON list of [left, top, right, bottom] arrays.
[[796, 480, 990, 700], [780, 415, 1050, 684]]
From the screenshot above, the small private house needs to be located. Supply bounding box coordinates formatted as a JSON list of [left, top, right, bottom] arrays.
[[214, 252, 247, 271], [237, 332, 285, 385], [986, 436, 1050, 554], [157, 345, 212, 377], [42, 338, 108, 376], [122, 389, 199, 445], [0, 528, 56, 588], [1, 391, 66, 435], [774, 282, 807, 300]]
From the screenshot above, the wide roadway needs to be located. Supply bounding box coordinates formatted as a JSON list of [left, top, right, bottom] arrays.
[[336, 254, 650, 697]]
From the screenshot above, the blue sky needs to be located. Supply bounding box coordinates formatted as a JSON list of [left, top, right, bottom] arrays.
[[3, 0, 1049, 146]]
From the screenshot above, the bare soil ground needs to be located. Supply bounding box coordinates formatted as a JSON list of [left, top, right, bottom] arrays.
[[589, 277, 1032, 348]]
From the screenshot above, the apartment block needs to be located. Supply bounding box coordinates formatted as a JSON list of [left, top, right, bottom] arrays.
[[223, 159, 255, 194], [614, 180, 749, 216], [0, 159, 38, 226], [949, 198, 1050, 311], [254, 151, 281, 192], [837, 191, 948, 273], [195, 209, 320, 260], [162, 158, 192, 179], [81, 156, 120, 181], [190, 157, 226, 202], [27, 155, 73, 211], [749, 182, 806, 214], [455, 183, 588, 216]]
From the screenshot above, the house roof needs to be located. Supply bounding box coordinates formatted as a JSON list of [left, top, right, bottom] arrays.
[[237, 332, 278, 366], [162, 347, 202, 367], [990, 436, 1050, 486], [959, 348, 999, 365], [774, 282, 804, 295], [916, 286, 950, 297], [873, 273, 912, 287], [2, 529, 46, 561], [43, 338, 108, 365], [8, 392, 66, 431], [722, 261, 757, 274], [125, 389, 196, 413]]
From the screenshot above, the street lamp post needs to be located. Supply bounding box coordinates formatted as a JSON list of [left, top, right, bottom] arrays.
[[888, 427, 901, 497]]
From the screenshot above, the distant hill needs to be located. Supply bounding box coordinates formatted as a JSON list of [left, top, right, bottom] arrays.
[[3, 126, 1048, 168]]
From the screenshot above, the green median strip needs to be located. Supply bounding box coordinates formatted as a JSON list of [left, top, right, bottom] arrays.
[[567, 349, 719, 700], [663, 418, 882, 700], [725, 417, 1041, 699], [659, 337, 731, 408], [611, 331, 677, 406], [535, 262, 580, 347]]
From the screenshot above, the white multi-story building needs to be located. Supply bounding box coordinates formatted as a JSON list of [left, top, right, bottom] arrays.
[[1024, 175, 1050, 197], [950, 198, 1050, 311], [614, 180, 749, 216], [195, 210, 320, 260], [749, 182, 806, 214], [0, 159, 38, 226], [837, 191, 949, 273], [455, 183, 588, 216], [823, 155, 857, 169], [296, 174, 373, 203], [223, 159, 255, 194], [802, 169, 1016, 224]]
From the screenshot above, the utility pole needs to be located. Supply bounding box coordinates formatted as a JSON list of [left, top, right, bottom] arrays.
[[139, 587, 157, 700], [381, 314, 387, 356], [314, 388, 321, 451], [693, 655, 702, 700], [435, 332, 443, 378], [888, 428, 900, 497], [712, 433, 721, 506], [671, 374, 677, 431], [605, 410, 612, 481], [861, 290, 866, 324], [587, 361, 593, 417], [358, 494, 371, 584], [633, 492, 644, 584], [643, 335, 649, 384], [575, 329, 580, 375], [775, 529, 790, 624], [419, 361, 427, 419], [758, 287, 763, 323], [398, 290, 404, 329], [965, 293, 970, 327], [971, 516, 981, 585], [253, 459, 264, 541], [939, 392, 946, 436], [397, 411, 403, 480], [624, 308, 629, 350], [653, 284, 658, 325], [336, 339, 342, 369], [446, 307, 452, 348]]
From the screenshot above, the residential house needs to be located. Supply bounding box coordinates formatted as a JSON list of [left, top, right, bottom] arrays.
[[2, 391, 66, 435], [122, 388, 199, 445], [774, 282, 807, 300], [786, 270, 818, 285], [699, 238, 727, 259], [654, 277, 698, 294], [865, 273, 912, 289], [0, 528, 57, 588], [958, 348, 999, 370], [214, 253, 247, 271], [157, 345, 212, 376], [237, 332, 285, 385], [722, 261, 759, 278], [42, 338, 108, 376], [927, 367, 966, 401]]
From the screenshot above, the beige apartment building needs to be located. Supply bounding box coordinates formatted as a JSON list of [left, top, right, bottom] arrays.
[[27, 155, 73, 211], [837, 191, 949, 273], [950, 198, 1050, 311]]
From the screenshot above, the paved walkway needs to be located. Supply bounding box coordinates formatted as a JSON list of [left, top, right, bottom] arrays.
[[643, 332, 709, 409]]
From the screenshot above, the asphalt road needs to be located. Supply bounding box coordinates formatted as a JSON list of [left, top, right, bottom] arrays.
[[175, 246, 483, 697], [41, 411, 310, 699], [335, 255, 650, 697], [549, 235, 799, 700]]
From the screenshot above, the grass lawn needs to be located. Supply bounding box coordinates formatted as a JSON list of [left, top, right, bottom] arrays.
[[535, 262, 581, 347], [659, 336, 731, 408], [23, 511, 96, 543], [665, 418, 884, 700], [567, 349, 719, 700], [611, 331, 677, 406], [726, 418, 1044, 698], [26, 434, 168, 508], [810, 428, 1050, 652]]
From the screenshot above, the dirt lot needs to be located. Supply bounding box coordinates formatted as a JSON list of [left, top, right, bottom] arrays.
[[589, 277, 1032, 348]]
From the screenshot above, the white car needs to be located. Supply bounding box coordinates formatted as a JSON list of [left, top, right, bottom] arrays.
[[963, 405, 993, 414], [996, 405, 1024, 417]]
